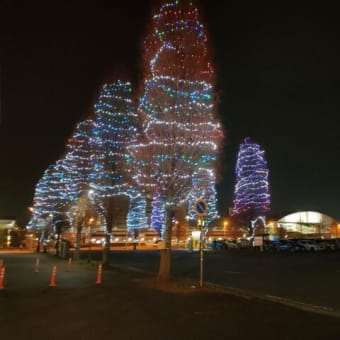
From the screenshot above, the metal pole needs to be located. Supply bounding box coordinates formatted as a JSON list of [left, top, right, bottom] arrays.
[[87, 222, 92, 263], [199, 217, 204, 288]]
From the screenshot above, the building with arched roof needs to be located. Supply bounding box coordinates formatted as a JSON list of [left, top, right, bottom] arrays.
[[274, 211, 338, 239]]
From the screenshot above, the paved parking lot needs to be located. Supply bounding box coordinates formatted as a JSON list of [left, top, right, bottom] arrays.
[[1, 251, 340, 340], [82, 247, 340, 316]]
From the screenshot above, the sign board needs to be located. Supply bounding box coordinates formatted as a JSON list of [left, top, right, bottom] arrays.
[[253, 236, 263, 247], [194, 198, 208, 217]]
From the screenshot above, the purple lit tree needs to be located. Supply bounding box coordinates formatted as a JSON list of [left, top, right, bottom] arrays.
[[231, 137, 270, 233]]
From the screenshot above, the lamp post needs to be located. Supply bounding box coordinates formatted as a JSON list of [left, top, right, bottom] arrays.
[[223, 220, 228, 239]]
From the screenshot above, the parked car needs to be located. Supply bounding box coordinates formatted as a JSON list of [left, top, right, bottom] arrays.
[[313, 239, 326, 251], [225, 240, 238, 249], [288, 239, 306, 252], [263, 240, 278, 251], [211, 239, 238, 250], [324, 238, 340, 251], [296, 239, 324, 252], [236, 238, 251, 248], [269, 240, 300, 252], [212, 240, 228, 250]]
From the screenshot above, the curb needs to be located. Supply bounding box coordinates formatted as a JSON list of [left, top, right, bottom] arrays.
[[203, 281, 340, 319]]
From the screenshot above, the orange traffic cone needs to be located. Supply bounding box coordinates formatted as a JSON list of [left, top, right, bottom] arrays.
[[49, 265, 57, 287], [34, 258, 40, 272], [96, 263, 102, 285], [0, 266, 5, 290]]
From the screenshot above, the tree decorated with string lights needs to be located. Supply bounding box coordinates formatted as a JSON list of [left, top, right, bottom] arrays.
[[231, 137, 270, 234], [60, 118, 96, 259], [29, 160, 71, 249], [62, 117, 95, 202], [129, 0, 223, 280], [30, 161, 69, 224], [89, 80, 146, 264]]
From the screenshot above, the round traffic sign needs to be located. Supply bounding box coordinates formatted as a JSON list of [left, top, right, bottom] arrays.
[[194, 198, 208, 217]]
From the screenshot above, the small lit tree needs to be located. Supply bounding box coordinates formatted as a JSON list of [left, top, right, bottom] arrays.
[[232, 137, 271, 234], [30, 160, 71, 250]]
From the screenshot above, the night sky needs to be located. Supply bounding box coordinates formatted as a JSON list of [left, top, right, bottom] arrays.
[[1, 0, 340, 224]]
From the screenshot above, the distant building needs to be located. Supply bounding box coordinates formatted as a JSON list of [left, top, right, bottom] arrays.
[[276, 211, 337, 239], [0, 219, 17, 248]]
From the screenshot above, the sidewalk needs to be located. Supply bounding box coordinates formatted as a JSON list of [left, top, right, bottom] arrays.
[[1, 252, 340, 340]]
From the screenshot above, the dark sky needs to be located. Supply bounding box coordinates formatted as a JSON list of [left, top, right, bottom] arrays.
[[1, 0, 340, 223]]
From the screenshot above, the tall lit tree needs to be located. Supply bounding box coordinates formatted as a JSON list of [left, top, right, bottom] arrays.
[[89, 80, 146, 264], [231, 137, 271, 231], [62, 117, 95, 202], [61, 118, 97, 259], [129, 0, 223, 280]]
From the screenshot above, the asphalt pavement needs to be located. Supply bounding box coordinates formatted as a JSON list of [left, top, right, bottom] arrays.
[[1, 250, 340, 340], [77, 246, 340, 317]]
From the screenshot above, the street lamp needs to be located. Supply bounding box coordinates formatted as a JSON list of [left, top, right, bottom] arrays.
[[223, 220, 228, 239]]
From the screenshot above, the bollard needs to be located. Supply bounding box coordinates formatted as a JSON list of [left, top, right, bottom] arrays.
[[34, 258, 40, 272], [0, 266, 5, 290], [49, 265, 57, 287], [96, 263, 102, 285]]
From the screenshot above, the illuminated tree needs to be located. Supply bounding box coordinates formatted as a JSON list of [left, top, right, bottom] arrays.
[[89, 80, 146, 264], [29, 160, 71, 249], [62, 117, 95, 202], [31, 160, 69, 223], [60, 118, 97, 258], [129, 0, 223, 280], [187, 168, 219, 226], [231, 137, 271, 231]]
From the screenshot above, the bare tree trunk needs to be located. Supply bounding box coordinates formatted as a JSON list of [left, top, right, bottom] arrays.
[[102, 204, 114, 265], [73, 223, 82, 261], [102, 233, 111, 265], [157, 207, 174, 281]]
